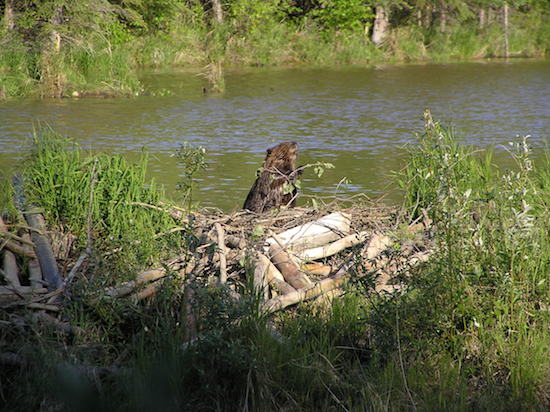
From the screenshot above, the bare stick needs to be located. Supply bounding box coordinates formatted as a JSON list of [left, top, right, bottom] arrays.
[[214, 223, 227, 285], [2, 250, 20, 288]]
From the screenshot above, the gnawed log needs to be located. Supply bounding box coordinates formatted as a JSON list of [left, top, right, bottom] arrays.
[[130, 278, 165, 302], [225, 234, 247, 249], [255, 253, 296, 296], [266, 212, 351, 251], [105, 254, 190, 298], [296, 231, 370, 261], [268, 244, 312, 289], [25, 210, 62, 291], [365, 233, 392, 259]]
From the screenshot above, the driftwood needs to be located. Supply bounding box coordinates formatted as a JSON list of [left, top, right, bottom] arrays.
[[25, 210, 62, 291]]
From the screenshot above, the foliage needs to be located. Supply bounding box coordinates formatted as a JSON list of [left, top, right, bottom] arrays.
[[0, 0, 549, 97], [176, 142, 207, 208]]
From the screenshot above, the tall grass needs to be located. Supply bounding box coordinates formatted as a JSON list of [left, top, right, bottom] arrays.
[[23, 127, 181, 276]]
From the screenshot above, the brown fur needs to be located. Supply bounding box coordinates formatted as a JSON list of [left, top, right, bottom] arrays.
[[243, 142, 300, 213]]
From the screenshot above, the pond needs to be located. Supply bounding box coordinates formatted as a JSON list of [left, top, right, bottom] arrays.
[[1, 59, 549, 211]]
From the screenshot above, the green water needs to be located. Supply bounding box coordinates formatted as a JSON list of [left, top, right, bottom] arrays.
[[1, 60, 549, 211]]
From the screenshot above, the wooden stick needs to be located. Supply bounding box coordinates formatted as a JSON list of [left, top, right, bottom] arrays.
[[296, 231, 370, 261], [2, 250, 21, 288], [130, 278, 165, 302], [0, 232, 35, 247], [300, 262, 332, 277], [32, 312, 84, 336], [214, 223, 227, 285]]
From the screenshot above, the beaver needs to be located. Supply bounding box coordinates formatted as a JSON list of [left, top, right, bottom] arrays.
[[243, 142, 301, 213]]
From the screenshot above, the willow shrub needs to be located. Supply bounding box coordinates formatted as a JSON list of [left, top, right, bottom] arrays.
[[391, 111, 550, 406]]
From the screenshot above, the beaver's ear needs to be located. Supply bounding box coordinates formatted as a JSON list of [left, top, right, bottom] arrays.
[[266, 148, 272, 155]]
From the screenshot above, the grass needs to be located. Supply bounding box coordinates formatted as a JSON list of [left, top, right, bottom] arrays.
[[1, 119, 549, 410], [22, 127, 182, 278]]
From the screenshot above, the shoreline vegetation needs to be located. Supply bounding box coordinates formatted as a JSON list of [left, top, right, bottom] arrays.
[[1, 0, 549, 98], [1, 113, 549, 410]]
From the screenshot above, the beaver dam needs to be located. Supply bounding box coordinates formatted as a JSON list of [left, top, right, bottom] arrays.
[[1, 115, 549, 410]]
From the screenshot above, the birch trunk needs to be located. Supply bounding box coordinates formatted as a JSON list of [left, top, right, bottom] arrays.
[[503, 3, 509, 58], [440, 0, 447, 33], [479, 9, 486, 29], [372, 6, 389, 46], [211, 0, 223, 24], [3, 0, 15, 32]]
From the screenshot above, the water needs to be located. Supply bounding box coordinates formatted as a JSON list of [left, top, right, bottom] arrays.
[[1, 60, 549, 210]]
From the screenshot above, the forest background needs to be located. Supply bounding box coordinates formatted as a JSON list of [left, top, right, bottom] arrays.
[[1, 0, 549, 98]]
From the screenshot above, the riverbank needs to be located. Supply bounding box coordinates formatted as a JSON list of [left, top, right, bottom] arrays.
[[1, 114, 548, 410], [1, 1, 549, 99]]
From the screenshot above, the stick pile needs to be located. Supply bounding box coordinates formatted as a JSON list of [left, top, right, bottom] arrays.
[[1, 204, 434, 322]]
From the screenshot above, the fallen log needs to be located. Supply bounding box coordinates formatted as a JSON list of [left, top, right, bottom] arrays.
[[23, 233, 43, 288], [24, 210, 62, 291], [266, 211, 351, 251]]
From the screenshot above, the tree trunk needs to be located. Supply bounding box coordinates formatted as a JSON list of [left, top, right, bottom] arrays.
[[50, 4, 63, 53], [440, 0, 447, 33], [479, 8, 486, 29], [3, 0, 15, 32], [423, 6, 432, 28], [503, 3, 509, 58], [372, 6, 389, 46], [211, 0, 223, 24]]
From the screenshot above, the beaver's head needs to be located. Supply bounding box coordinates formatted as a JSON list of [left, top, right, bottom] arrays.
[[264, 142, 298, 172]]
